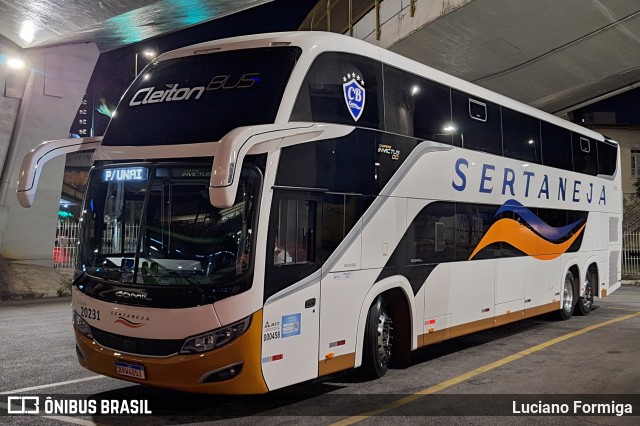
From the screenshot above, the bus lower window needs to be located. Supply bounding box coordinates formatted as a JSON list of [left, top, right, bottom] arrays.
[[274, 199, 316, 265]]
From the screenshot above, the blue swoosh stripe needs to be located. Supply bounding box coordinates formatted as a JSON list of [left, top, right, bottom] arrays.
[[495, 199, 582, 241]]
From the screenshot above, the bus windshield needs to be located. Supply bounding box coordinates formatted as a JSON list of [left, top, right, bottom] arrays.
[[101, 47, 301, 146], [78, 164, 261, 287]]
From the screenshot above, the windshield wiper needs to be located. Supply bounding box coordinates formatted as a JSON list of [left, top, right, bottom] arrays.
[[163, 271, 208, 297]]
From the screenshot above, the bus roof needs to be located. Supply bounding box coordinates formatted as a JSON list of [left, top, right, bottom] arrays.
[[156, 31, 606, 143]]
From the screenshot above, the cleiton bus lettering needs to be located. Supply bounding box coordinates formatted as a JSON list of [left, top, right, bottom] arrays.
[[129, 83, 205, 106], [451, 157, 607, 205]]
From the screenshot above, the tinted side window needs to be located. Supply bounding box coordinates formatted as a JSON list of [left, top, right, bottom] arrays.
[[572, 134, 598, 176], [277, 129, 422, 195], [273, 199, 317, 265], [598, 140, 618, 176], [406, 202, 456, 265], [265, 191, 321, 301], [541, 122, 572, 171], [291, 52, 383, 130], [375, 132, 421, 192], [455, 203, 501, 261], [383, 65, 452, 144], [321, 194, 364, 262], [502, 108, 541, 163], [451, 90, 502, 155], [275, 131, 376, 194]]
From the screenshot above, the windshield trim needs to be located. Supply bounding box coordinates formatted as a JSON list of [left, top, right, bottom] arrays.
[[79, 161, 263, 292]]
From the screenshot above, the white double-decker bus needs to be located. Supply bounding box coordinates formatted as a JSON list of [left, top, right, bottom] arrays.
[[18, 32, 621, 394]]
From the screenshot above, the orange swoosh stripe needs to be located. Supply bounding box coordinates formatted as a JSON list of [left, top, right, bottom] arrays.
[[468, 218, 586, 261], [114, 318, 145, 328]]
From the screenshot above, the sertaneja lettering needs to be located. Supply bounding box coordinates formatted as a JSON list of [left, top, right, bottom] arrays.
[[452, 157, 607, 205]]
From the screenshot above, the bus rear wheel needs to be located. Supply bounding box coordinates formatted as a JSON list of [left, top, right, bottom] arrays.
[[558, 271, 576, 321], [362, 295, 393, 378], [574, 272, 594, 316]]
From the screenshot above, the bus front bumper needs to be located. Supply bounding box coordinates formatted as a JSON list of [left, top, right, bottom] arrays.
[[75, 310, 268, 394]]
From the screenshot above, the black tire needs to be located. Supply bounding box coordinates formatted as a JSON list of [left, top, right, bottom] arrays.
[[557, 271, 576, 321], [574, 271, 594, 316], [362, 295, 393, 378]]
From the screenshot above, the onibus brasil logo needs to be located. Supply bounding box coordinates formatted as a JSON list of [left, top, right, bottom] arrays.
[[343, 72, 365, 121]]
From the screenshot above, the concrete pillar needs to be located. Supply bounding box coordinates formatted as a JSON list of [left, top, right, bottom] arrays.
[[0, 43, 99, 266]]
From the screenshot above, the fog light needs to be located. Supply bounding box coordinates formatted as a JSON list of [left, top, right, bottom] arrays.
[[200, 363, 244, 383]]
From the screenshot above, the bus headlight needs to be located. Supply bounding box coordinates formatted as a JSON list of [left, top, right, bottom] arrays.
[[180, 316, 251, 354], [73, 311, 93, 339]]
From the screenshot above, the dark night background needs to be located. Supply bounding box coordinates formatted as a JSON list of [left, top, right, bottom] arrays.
[[571, 87, 640, 126]]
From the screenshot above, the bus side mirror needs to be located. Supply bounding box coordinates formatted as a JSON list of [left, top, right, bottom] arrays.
[[208, 124, 326, 209], [16, 137, 101, 208]]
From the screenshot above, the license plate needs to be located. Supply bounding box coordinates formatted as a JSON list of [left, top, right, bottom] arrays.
[[116, 361, 146, 380]]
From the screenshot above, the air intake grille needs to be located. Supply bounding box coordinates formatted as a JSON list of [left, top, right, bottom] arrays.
[[609, 217, 619, 242], [90, 327, 183, 356], [609, 250, 620, 285]]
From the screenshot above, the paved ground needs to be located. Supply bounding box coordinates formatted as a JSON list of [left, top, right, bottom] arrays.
[[1, 285, 639, 425]]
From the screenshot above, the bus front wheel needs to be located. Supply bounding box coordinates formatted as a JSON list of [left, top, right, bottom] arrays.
[[362, 295, 393, 378], [558, 271, 576, 321]]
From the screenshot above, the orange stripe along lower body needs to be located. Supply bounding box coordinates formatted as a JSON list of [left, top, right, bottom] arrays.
[[469, 218, 586, 261]]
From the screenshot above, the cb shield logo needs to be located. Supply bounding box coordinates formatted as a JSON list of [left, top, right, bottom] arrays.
[[342, 73, 366, 121]]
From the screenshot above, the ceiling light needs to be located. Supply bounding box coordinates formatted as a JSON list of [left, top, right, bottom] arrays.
[[19, 21, 36, 44], [7, 58, 25, 70]]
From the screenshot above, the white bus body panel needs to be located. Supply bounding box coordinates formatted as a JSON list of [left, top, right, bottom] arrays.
[[72, 290, 221, 340], [495, 257, 525, 305], [449, 261, 495, 326], [525, 257, 560, 307], [361, 196, 407, 270], [261, 280, 320, 391]]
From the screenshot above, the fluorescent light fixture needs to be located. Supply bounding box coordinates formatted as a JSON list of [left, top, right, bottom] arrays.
[[19, 20, 35, 44], [7, 57, 25, 70]]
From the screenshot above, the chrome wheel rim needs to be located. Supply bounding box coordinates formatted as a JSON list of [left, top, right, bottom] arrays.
[[563, 276, 574, 312], [376, 308, 392, 366], [582, 279, 593, 310]]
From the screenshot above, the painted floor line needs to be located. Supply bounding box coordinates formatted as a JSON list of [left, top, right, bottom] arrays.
[[0, 375, 105, 395], [331, 311, 640, 425]]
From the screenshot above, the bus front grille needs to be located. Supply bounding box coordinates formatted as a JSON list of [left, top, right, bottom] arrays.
[[89, 327, 183, 357]]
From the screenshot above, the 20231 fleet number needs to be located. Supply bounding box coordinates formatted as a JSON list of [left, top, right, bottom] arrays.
[[80, 307, 101, 321]]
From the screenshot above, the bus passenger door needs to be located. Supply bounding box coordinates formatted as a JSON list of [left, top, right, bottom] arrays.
[[261, 189, 322, 390]]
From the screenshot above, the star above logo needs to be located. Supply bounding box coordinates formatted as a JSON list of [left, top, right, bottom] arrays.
[[342, 72, 365, 86]]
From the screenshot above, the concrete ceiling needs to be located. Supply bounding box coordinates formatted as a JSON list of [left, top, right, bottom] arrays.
[[1, 0, 638, 114], [0, 0, 273, 51], [389, 0, 640, 113]]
